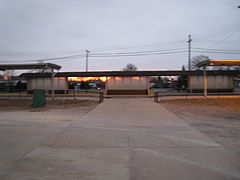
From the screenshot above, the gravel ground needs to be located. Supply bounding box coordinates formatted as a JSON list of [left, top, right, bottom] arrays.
[[161, 98, 240, 157]]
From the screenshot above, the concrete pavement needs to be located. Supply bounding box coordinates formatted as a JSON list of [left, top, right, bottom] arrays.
[[0, 98, 240, 179]]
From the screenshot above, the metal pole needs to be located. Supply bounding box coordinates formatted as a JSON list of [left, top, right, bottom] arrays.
[[203, 66, 207, 97], [188, 34, 192, 71], [85, 50, 90, 72], [74, 86, 77, 100], [51, 68, 55, 99], [154, 92, 159, 103], [85, 50, 90, 94]]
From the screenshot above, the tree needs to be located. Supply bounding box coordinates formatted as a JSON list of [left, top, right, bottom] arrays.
[[4, 70, 15, 78], [191, 55, 210, 70], [122, 63, 137, 71], [182, 65, 186, 71]]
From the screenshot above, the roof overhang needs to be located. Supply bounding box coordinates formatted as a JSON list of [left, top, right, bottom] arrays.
[[197, 60, 240, 67], [20, 70, 240, 78], [0, 63, 61, 71]]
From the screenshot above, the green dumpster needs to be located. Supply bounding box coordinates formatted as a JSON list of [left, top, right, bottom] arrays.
[[32, 89, 46, 107]]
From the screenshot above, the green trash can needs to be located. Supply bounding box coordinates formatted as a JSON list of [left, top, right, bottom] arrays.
[[32, 89, 46, 107]]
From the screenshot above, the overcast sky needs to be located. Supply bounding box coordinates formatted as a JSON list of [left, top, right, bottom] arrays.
[[0, 0, 239, 72]]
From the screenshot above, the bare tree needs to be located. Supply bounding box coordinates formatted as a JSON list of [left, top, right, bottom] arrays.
[[122, 63, 137, 71], [191, 55, 210, 70], [4, 70, 15, 78]]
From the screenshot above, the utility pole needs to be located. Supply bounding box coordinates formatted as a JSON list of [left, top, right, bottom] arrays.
[[188, 34, 192, 71], [85, 49, 90, 72], [85, 49, 90, 94]]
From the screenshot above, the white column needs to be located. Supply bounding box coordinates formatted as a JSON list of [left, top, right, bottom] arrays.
[[51, 69, 55, 99]]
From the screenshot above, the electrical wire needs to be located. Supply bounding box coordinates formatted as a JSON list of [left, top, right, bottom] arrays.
[[91, 48, 187, 55], [192, 50, 240, 54], [192, 47, 240, 52], [0, 48, 189, 63], [0, 54, 86, 63], [0, 43, 239, 64], [90, 50, 188, 58], [210, 28, 240, 47], [0, 40, 187, 57]]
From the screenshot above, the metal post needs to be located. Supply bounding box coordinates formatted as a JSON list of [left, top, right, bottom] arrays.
[[85, 50, 90, 72], [154, 92, 159, 103], [85, 50, 90, 94], [104, 76, 108, 95], [203, 66, 207, 97], [188, 34, 192, 71], [99, 92, 104, 103], [147, 76, 150, 95], [74, 86, 77, 100]]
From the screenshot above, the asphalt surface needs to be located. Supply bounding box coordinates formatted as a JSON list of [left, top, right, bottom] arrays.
[[0, 98, 240, 180]]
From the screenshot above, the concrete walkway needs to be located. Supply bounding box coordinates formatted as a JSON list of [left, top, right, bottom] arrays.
[[1, 98, 240, 180]]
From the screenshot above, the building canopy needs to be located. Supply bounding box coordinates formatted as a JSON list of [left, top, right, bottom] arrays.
[[197, 60, 240, 67], [20, 70, 240, 78], [0, 63, 61, 71]]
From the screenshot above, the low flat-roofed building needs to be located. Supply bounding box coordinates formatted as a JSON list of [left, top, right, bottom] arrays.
[[189, 75, 234, 92], [20, 70, 239, 94], [106, 76, 149, 95], [27, 77, 68, 94]]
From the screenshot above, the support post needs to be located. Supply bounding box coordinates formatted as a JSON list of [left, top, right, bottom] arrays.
[[51, 68, 55, 99], [154, 92, 159, 103], [99, 92, 104, 103], [147, 76, 150, 95], [74, 86, 77, 100], [203, 66, 207, 97], [104, 76, 108, 95]]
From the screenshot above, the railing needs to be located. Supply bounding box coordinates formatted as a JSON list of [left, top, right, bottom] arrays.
[[153, 91, 240, 103], [73, 89, 104, 103], [0, 89, 105, 103]]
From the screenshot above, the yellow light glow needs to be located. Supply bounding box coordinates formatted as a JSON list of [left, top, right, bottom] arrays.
[[115, 77, 122, 80], [67, 77, 110, 82], [209, 60, 240, 66], [131, 77, 144, 80]]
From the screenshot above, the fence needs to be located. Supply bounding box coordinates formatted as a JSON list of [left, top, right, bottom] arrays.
[[153, 91, 240, 103], [0, 89, 105, 103]]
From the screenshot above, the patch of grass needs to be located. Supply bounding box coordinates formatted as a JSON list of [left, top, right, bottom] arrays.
[[0, 99, 98, 111], [160, 98, 240, 112]]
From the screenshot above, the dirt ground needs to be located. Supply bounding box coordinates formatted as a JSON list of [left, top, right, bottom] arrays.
[[161, 98, 240, 157], [0, 99, 98, 111]]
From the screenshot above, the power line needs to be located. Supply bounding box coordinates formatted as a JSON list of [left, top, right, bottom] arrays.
[[90, 40, 186, 53], [91, 48, 187, 55], [90, 50, 188, 57], [0, 40, 187, 57], [193, 47, 240, 52], [210, 28, 240, 47], [195, 18, 240, 44], [1, 45, 240, 64], [0, 48, 188, 63], [192, 50, 240, 54], [0, 54, 86, 63]]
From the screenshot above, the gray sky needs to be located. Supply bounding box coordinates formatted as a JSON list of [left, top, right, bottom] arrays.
[[0, 0, 239, 72]]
